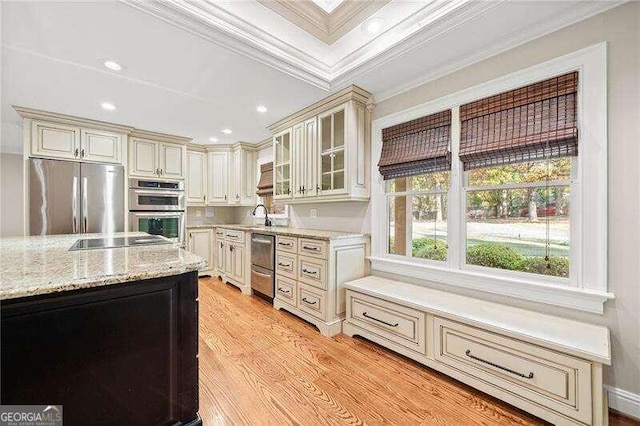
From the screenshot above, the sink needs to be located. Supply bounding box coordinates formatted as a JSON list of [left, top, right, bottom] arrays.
[[69, 235, 173, 251]]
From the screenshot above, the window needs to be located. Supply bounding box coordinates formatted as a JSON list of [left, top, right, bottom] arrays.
[[465, 159, 571, 278], [256, 160, 287, 217], [370, 44, 610, 313]]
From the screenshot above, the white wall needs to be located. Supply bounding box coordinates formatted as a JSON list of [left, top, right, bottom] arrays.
[[0, 153, 24, 237], [288, 202, 370, 233], [371, 2, 640, 397]]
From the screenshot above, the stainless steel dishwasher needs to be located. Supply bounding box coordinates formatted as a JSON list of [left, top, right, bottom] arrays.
[[251, 233, 275, 302]]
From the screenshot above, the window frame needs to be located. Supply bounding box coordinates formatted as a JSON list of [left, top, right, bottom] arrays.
[[370, 43, 611, 314]]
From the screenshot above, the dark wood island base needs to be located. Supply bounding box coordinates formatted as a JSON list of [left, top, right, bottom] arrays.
[[1, 272, 200, 426]]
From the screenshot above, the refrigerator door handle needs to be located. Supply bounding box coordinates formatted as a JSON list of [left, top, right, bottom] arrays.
[[72, 176, 78, 233], [82, 177, 88, 233]]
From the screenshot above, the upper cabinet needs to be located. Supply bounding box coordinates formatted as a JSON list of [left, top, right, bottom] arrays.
[[129, 130, 188, 179], [268, 86, 373, 204], [27, 118, 124, 165], [204, 144, 256, 206], [187, 149, 207, 205]]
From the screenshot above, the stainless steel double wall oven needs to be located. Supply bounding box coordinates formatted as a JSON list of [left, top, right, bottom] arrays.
[[128, 178, 186, 244]]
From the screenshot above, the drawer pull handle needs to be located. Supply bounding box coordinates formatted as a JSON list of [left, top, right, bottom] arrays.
[[278, 288, 290, 294], [303, 245, 320, 251], [302, 268, 317, 275], [465, 350, 534, 379], [279, 242, 292, 247], [362, 312, 398, 327], [278, 262, 291, 267], [302, 297, 317, 305]]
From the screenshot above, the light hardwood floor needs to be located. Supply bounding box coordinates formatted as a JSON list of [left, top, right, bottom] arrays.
[[198, 277, 639, 426]]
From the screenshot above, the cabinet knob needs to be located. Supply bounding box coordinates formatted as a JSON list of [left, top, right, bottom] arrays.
[[80, 149, 85, 158], [74, 148, 79, 157]]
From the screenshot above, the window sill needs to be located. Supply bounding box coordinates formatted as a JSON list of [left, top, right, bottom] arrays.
[[369, 256, 614, 314]]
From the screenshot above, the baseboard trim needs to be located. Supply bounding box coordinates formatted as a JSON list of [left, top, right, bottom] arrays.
[[605, 386, 640, 420]]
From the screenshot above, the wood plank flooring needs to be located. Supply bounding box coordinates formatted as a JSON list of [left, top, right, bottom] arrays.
[[198, 277, 638, 425]]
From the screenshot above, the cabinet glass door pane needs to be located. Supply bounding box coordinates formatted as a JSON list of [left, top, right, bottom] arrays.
[[321, 116, 331, 152], [282, 133, 290, 161], [322, 173, 331, 191], [333, 171, 344, 190], [333, 149, 344, 171], [333, 110, 344, 148], [275, 136, 282, 164], [321, 153, 331, 175]]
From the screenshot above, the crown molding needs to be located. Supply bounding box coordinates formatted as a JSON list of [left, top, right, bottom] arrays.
[[255, 138, 273, 151], [13, 106, 134, 134], [130, 129, 192, 145], [258, 0, 389, 44]]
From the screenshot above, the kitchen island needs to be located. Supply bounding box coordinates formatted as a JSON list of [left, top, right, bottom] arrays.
[[0, 232, 206, 426]]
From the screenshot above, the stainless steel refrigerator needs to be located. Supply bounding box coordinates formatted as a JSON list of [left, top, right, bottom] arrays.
[[29, 158, 125, 235]]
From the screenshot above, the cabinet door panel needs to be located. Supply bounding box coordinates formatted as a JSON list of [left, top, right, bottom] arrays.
[[160, 143, 184, 179], [208, 152, 229, 203], [187, 151, 207, 204], [233, 245, 245, 283], [81, 129, 121, 163], [131, 139, 158, 177], [188, 229, 213, 275], [31, 121, 80, 160]]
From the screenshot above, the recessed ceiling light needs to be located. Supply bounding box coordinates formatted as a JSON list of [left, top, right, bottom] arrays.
[[209, 137, 218, 142], [100, 102, 116, 111], [257, 105, 267, 113], [222, 129, 232, 134], [362, 17, 385, 35], [103, 60, 122, 71]]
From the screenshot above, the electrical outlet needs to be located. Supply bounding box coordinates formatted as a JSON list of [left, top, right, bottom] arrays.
[[195, 210, 202, 217], [205, 207, 214, 218], [310, 208, 317, 219]]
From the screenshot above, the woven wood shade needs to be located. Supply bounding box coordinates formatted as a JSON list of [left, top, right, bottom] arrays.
[[378, 109, 451, 180], [459, 72, 578, 170], [257, 162, 273, 196]]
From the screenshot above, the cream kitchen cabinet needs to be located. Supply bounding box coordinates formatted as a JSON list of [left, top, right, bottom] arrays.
[[187, 150, 207, 205], [207, 150, 229, 204], [29, 120, 123, 164], [273, 233, 368, 337], [268, 86, 373, 204], [214, 229, 225, 275], [219, 229, 250, 295], [187, 228, 214, 277], [130, 138, 186, 179], [230, 144, 256, 206]]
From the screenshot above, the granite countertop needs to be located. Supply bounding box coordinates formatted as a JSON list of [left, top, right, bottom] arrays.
[[187, 223, 366, 241], [0, 232, 207, 301]]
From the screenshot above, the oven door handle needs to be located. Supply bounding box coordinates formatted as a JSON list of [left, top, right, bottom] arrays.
[[132, 189, 183, 196], [130, 212, 183, 217]]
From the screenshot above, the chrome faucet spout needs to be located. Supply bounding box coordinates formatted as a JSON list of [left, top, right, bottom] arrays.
[[252, 204, 272, 227]]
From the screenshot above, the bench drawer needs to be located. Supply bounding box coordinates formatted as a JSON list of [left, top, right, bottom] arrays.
[[434, 317, 592, 424], [298, 238, 327, 259], [346, 291, 426, 354], [276, 236, 297, 254], [275, 275, 296, 306], [297, 283, 327, 320], [275, 252, 297, 280], [298, 255, 327, 290]]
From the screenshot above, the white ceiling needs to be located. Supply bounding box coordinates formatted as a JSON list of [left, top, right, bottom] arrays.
[[310, 0, 346, 14], [1, 0, 623, 155]]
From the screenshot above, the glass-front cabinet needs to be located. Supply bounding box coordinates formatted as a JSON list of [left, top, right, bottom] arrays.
[[274, 128, 292, 199], [318, 106, 347, 195], [268, 86, 372, 204]]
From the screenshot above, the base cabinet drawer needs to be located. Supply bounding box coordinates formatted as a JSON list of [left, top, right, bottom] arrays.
[[298, 238, 327, 259], [276, 236, 297, 254], [346, 292, 425, 354], [298, 255, 327, 290], [275, 275, 297, 306], [224, 230, 245, 244], [276, 252, 297, 280], [297, 283, 327, 320], [433, 317, 592, 424]]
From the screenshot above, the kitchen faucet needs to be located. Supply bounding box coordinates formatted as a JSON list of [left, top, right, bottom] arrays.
[[252, 204, 272, 227]]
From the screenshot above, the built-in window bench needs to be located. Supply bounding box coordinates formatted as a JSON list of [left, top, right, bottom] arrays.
[[343, 276, 611, 426]]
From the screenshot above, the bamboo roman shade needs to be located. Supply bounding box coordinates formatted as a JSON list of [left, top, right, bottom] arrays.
[[256, 162, 274, 196], [378, 109, 451, 180], [459, 72, 578, 170]]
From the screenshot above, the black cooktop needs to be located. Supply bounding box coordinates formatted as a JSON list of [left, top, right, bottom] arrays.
[[69, 235, 173, 251]]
